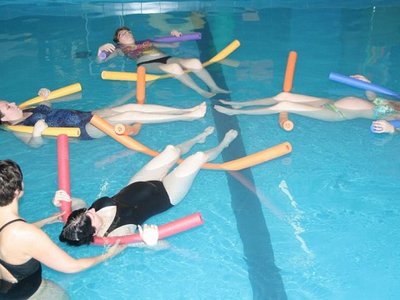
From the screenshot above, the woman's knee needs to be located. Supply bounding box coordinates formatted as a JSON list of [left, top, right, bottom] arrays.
[[179, 58, 202, 70], [159, 63, 184, 75]]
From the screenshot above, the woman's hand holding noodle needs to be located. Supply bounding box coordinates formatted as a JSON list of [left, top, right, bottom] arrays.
[[138, 224, 159, 246], [32, 119, 48, 137], [53, 189, 71, 207]]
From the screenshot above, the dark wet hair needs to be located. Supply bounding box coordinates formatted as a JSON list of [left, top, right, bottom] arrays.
[[0, 160, 23, 207], [59, 208, 95, 246], [113, 26, 131, 43]]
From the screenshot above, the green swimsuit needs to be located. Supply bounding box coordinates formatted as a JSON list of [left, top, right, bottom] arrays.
[[372, 97, 398, 119]]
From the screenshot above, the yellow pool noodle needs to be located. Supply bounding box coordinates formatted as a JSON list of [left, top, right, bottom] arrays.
[[10, 83, 83, 137], [19, 83, 82, 109], [4, 125, 81, 137]]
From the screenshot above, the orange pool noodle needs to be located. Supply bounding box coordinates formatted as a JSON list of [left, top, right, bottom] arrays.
[[90, 115, 292, 171], [279, 112, 294, 131], [136, 66, 146, 104], [90, 115, 158, 155], [280, 51, 297, 130], [114, 123, 141, 136], [283, 51, 297, 92]]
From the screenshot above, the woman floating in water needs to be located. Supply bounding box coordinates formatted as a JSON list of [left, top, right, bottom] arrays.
[[0, 88, 207, 147], [58, 126, 238, 246], [97, 27, 229, 98], [214, 75, 400, 134]]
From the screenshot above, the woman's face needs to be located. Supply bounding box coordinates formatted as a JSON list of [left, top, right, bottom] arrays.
[[86, 208, 103, 234], [0, 101, 23, 123], [117, 29, 135, 45]]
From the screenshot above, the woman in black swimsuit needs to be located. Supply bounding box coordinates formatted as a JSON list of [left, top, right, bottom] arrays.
[[0, 160, 125, 299], [58, 126, 238, 246]]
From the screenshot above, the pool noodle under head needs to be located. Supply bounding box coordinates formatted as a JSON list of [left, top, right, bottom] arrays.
[[329, 72, 400, 99], [92, 212, 203, 245]]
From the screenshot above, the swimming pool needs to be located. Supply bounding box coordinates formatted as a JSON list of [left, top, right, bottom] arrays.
[[1, 1, 400, 299]]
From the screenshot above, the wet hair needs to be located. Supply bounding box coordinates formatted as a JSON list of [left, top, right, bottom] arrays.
[[0, 160, 23, 207], [59, 208, 96, 246], [113, 26, 131, 43]]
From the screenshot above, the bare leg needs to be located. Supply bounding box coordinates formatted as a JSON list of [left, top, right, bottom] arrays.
[[219, 97, 278, 108], [175, 58, 230, 94], [128, 145, 180, 184], [219, 92, 331, 108], [102, 102, 206, 114], [215, 101, 346, 121], [175, 126, 215, 155], [95, 103, 206, 124], [163, 129, 238, 205], [175, 73, 217, 98], [157, 62, 216, 98], [128, 126, 216, 183]]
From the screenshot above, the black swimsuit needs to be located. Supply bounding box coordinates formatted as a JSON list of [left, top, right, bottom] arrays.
[[137, 56, 172, 66], [0, 219, 42, 299], [91, 180, 173, 236]]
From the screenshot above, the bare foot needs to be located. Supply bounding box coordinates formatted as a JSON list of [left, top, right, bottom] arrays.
[[220, 129, 238, 147], [200, 90, 217, 98], [196, 126, 215, 143], [189, 101, 206, 112], [219, 99, 243, 109], [211, 87, 230, 94], [188, 102, 207, 119]]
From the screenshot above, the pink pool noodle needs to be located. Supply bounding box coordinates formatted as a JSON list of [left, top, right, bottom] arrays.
[[57, 134, 72, 222], [92, 212, 204, 245]]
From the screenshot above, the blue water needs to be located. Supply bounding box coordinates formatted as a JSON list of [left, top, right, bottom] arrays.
[[1, 1, 400, 299]]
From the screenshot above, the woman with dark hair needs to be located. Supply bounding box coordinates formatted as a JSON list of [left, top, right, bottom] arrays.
[[97, 27, 229, 98], [0, 88, 206, 147], [58, 126, 238, 246], [0, 160, 124, 299]]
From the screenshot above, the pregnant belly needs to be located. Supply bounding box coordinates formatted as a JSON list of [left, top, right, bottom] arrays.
[[335, 97, 374, 110]]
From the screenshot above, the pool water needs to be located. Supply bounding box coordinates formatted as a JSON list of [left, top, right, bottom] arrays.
[[1, 1, 400, 299]]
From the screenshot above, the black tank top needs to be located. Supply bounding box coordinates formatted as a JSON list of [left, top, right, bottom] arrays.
[[0, 219, 42, 299]]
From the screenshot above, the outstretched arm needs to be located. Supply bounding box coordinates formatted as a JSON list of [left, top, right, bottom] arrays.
[[97, 43, 120, 63], [152, 30, 182, 49], [32, 212, 64, 228], [23, 224, 125, 273]]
